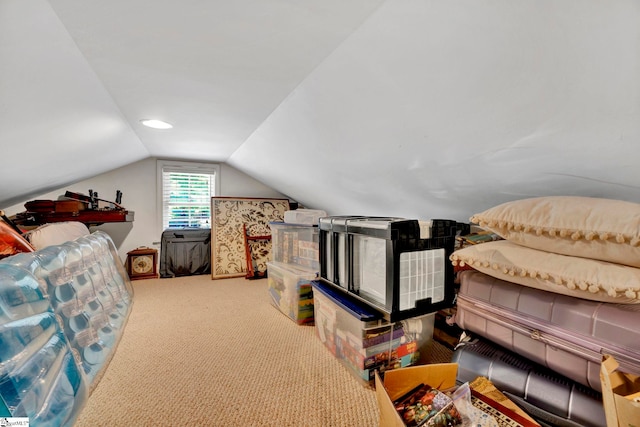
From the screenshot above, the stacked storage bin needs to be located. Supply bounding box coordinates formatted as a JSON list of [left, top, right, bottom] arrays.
[[312, 279, 434, 386], [311, 216, 458, 386], [266, 210, 324, 325]]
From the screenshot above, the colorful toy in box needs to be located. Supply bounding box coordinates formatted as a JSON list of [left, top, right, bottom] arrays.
[[312, 280, 436, 385], [269, 222, 320, 271], [340, 322, 406, 353], [394, 384, 462, 427], [337, 324, 420, 384], [360, 354, 416, 383]]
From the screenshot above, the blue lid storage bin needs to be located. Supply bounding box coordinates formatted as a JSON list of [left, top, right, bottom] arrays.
[[311, 280, 434, 386]]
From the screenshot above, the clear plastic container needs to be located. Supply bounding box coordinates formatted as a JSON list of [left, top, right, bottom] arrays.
[[311, 280, 434, 386], [269, 222, 320, 271], [266, 261, 316, 325]]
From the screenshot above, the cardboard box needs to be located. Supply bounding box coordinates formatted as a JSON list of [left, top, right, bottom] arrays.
[[601, 354, 640, 427], [375, 363, 459, 427]]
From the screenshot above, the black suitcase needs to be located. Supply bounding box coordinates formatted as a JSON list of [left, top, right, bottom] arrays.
[[452, 337, 606, 427], [160, 228, 211, 278]]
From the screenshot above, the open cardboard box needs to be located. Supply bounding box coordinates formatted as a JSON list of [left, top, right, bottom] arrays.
[[601, 354, 640, 427], [375, 363, 459, 427]]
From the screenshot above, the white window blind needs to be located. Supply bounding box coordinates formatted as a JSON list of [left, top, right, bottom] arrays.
[[159, 161, 219, 230]]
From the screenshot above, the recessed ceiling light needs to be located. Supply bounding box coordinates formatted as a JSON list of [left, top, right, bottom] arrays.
[[140, 119, 173, 129]]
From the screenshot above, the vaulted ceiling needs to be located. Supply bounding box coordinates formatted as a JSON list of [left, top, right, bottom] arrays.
[[2, 0, 639, 220]]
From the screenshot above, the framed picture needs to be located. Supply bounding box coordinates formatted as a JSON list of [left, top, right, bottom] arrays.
[[211, 197, 290, 279]]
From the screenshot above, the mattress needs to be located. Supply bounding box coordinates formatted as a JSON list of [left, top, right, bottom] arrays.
[[452, 337, 605, 427], [455, 269, 640, 393]]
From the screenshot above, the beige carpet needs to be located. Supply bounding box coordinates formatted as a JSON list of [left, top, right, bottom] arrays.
[[75, 275, 453, 427]]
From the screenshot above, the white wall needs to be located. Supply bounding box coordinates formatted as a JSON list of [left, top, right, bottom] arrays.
[[229, 0, 640, 221], [4, 158, 287, 261]]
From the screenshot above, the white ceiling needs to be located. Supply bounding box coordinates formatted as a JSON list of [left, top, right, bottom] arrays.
[[2, 0, 639, 221]]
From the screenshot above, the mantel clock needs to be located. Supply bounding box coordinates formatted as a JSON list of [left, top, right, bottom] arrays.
[[126, 247, 159, 280]]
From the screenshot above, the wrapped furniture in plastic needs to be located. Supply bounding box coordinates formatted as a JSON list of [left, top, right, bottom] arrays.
[[0, 231, 133, 426]]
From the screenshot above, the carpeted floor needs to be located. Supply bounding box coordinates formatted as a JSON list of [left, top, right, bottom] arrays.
[[74, 275, 453, 427]]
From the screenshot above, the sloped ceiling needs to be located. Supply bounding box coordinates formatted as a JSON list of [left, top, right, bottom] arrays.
[[2, 0, 639, 221]]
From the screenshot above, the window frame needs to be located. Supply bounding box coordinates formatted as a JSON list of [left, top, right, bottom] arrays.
[[156, 160, 220, 233]]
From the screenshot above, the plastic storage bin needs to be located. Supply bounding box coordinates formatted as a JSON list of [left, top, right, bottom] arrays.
[[312, 280, 434, 386], [318, 216, 458, 322], [270, 222, 320, 271], [283, 209, 327, 226], [266, 261, 317, 325]]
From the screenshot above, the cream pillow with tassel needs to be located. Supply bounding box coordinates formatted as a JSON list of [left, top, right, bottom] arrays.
[[470, 196, 640, 268], [450, 240, 640, 303]]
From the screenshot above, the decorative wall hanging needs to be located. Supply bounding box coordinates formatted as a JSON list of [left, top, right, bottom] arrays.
[[211, 197, 290, 279]]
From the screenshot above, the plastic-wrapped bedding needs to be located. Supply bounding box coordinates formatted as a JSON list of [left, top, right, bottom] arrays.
[[0, 263, 88, 426], [0, 231, 133, 425]]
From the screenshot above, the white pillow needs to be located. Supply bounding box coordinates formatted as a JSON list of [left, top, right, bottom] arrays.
[[25, 221, 90, 250], [470, 196, 640, 268], [450, 240, 640, 303]]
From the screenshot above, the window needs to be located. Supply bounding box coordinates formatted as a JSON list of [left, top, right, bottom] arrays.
[[157, 160, 220, 230]]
